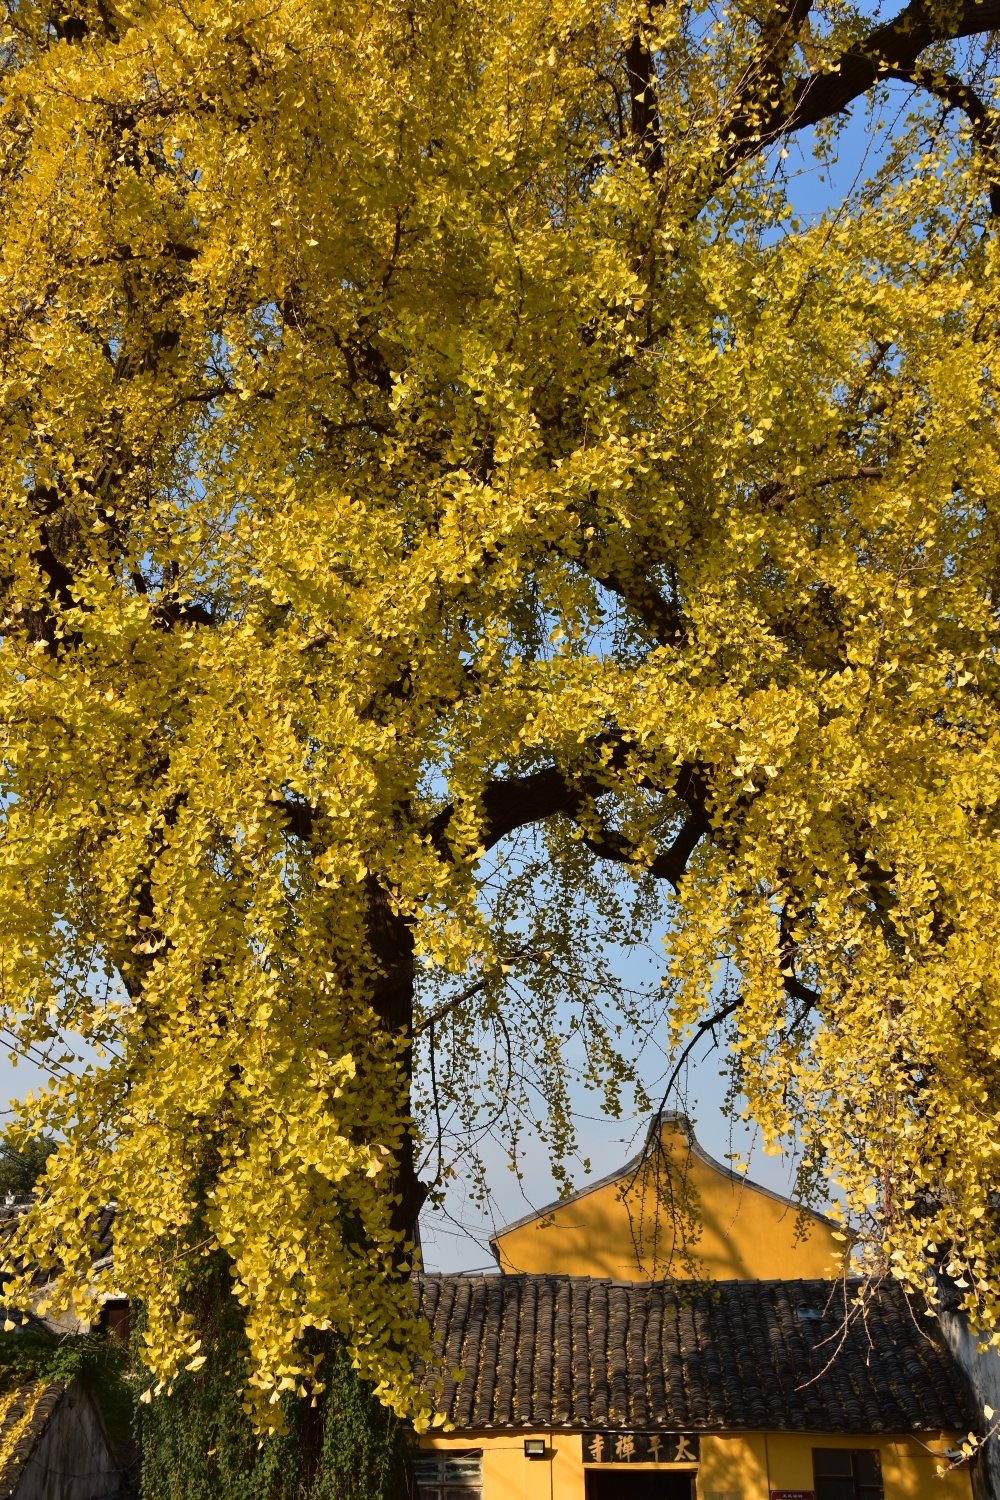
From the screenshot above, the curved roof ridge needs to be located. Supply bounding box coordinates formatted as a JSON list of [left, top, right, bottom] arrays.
[[416, 1271, 865, 1289], [488, 1111, 837, 1250]]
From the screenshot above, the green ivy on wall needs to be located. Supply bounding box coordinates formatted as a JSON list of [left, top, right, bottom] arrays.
[[135, 1284, 414, 1500], [0, 1261, 413, 1500]]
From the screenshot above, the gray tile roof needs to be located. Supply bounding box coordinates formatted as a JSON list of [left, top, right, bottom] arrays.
[[0, 1200, 115, 1287], [415, 1274, 975, 1434], [0, 1380, 67, 1497]]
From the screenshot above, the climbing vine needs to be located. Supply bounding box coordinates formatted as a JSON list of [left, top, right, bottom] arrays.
[[0, 1303, 410, 1500], [0, 1323, 117, 1393], [135, 1279, 413, 1500]]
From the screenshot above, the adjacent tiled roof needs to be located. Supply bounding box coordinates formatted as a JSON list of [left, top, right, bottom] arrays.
[[0, 1380, 66, 1497], [0, 1199, 115, 1289], [415, 1274, 975, 1434]]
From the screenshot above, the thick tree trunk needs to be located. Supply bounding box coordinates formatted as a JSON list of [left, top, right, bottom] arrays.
[[364, 877, 427, 1242]]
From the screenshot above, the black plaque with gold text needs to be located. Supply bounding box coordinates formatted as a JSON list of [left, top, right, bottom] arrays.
[[582, 1433, 700, 1465]]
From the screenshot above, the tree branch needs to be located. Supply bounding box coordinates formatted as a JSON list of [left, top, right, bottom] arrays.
[[886, 63, 1000, 215], [285, 752, 711, 889], [580, 548, 684, 644], [428, 763, 618, 858], [651, 972, 818, 1132], [784, 973, 820, 1007], [412, 947, 540, 1036], [626, 32, 665, 175], [580, 809, 709, 890], [723, 0, 1000, 176], [756, 466, 883, 513], [654, 996, 744, 1115], [282, 797, 316, 840]]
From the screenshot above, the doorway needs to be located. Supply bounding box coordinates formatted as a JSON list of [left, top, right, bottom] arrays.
[[586, 1471, 697, 1500]]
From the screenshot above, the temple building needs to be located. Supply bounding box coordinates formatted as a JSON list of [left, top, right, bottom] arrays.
[[413, 1114, 982, 1500]]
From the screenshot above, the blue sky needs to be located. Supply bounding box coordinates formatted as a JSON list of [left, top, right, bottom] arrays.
[[415, 931, 805, 1273]]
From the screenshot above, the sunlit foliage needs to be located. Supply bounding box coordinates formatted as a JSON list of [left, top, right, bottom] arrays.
[[2, 0, 1000, 1426]]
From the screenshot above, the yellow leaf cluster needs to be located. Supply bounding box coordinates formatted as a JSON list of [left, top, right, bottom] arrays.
[[1, 0, 1000, 1424]]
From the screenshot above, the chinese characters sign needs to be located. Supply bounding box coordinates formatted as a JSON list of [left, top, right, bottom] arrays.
[[582, 1432, 700, 1465]]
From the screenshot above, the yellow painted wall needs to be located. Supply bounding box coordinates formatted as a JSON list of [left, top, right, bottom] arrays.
[[761, 1433, 972, 1500], [491, 1117, 844, 1281], [418, 1429, 973, 1500]]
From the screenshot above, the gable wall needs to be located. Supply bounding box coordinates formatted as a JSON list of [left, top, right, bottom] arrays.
[[492, 1122, 844, 1280]]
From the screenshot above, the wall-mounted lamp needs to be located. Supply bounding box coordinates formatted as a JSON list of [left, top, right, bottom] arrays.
[[524, 1440, 546, 1459]]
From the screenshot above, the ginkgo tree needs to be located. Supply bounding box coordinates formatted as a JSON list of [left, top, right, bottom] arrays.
[[2, 0, 1000, 1426]]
